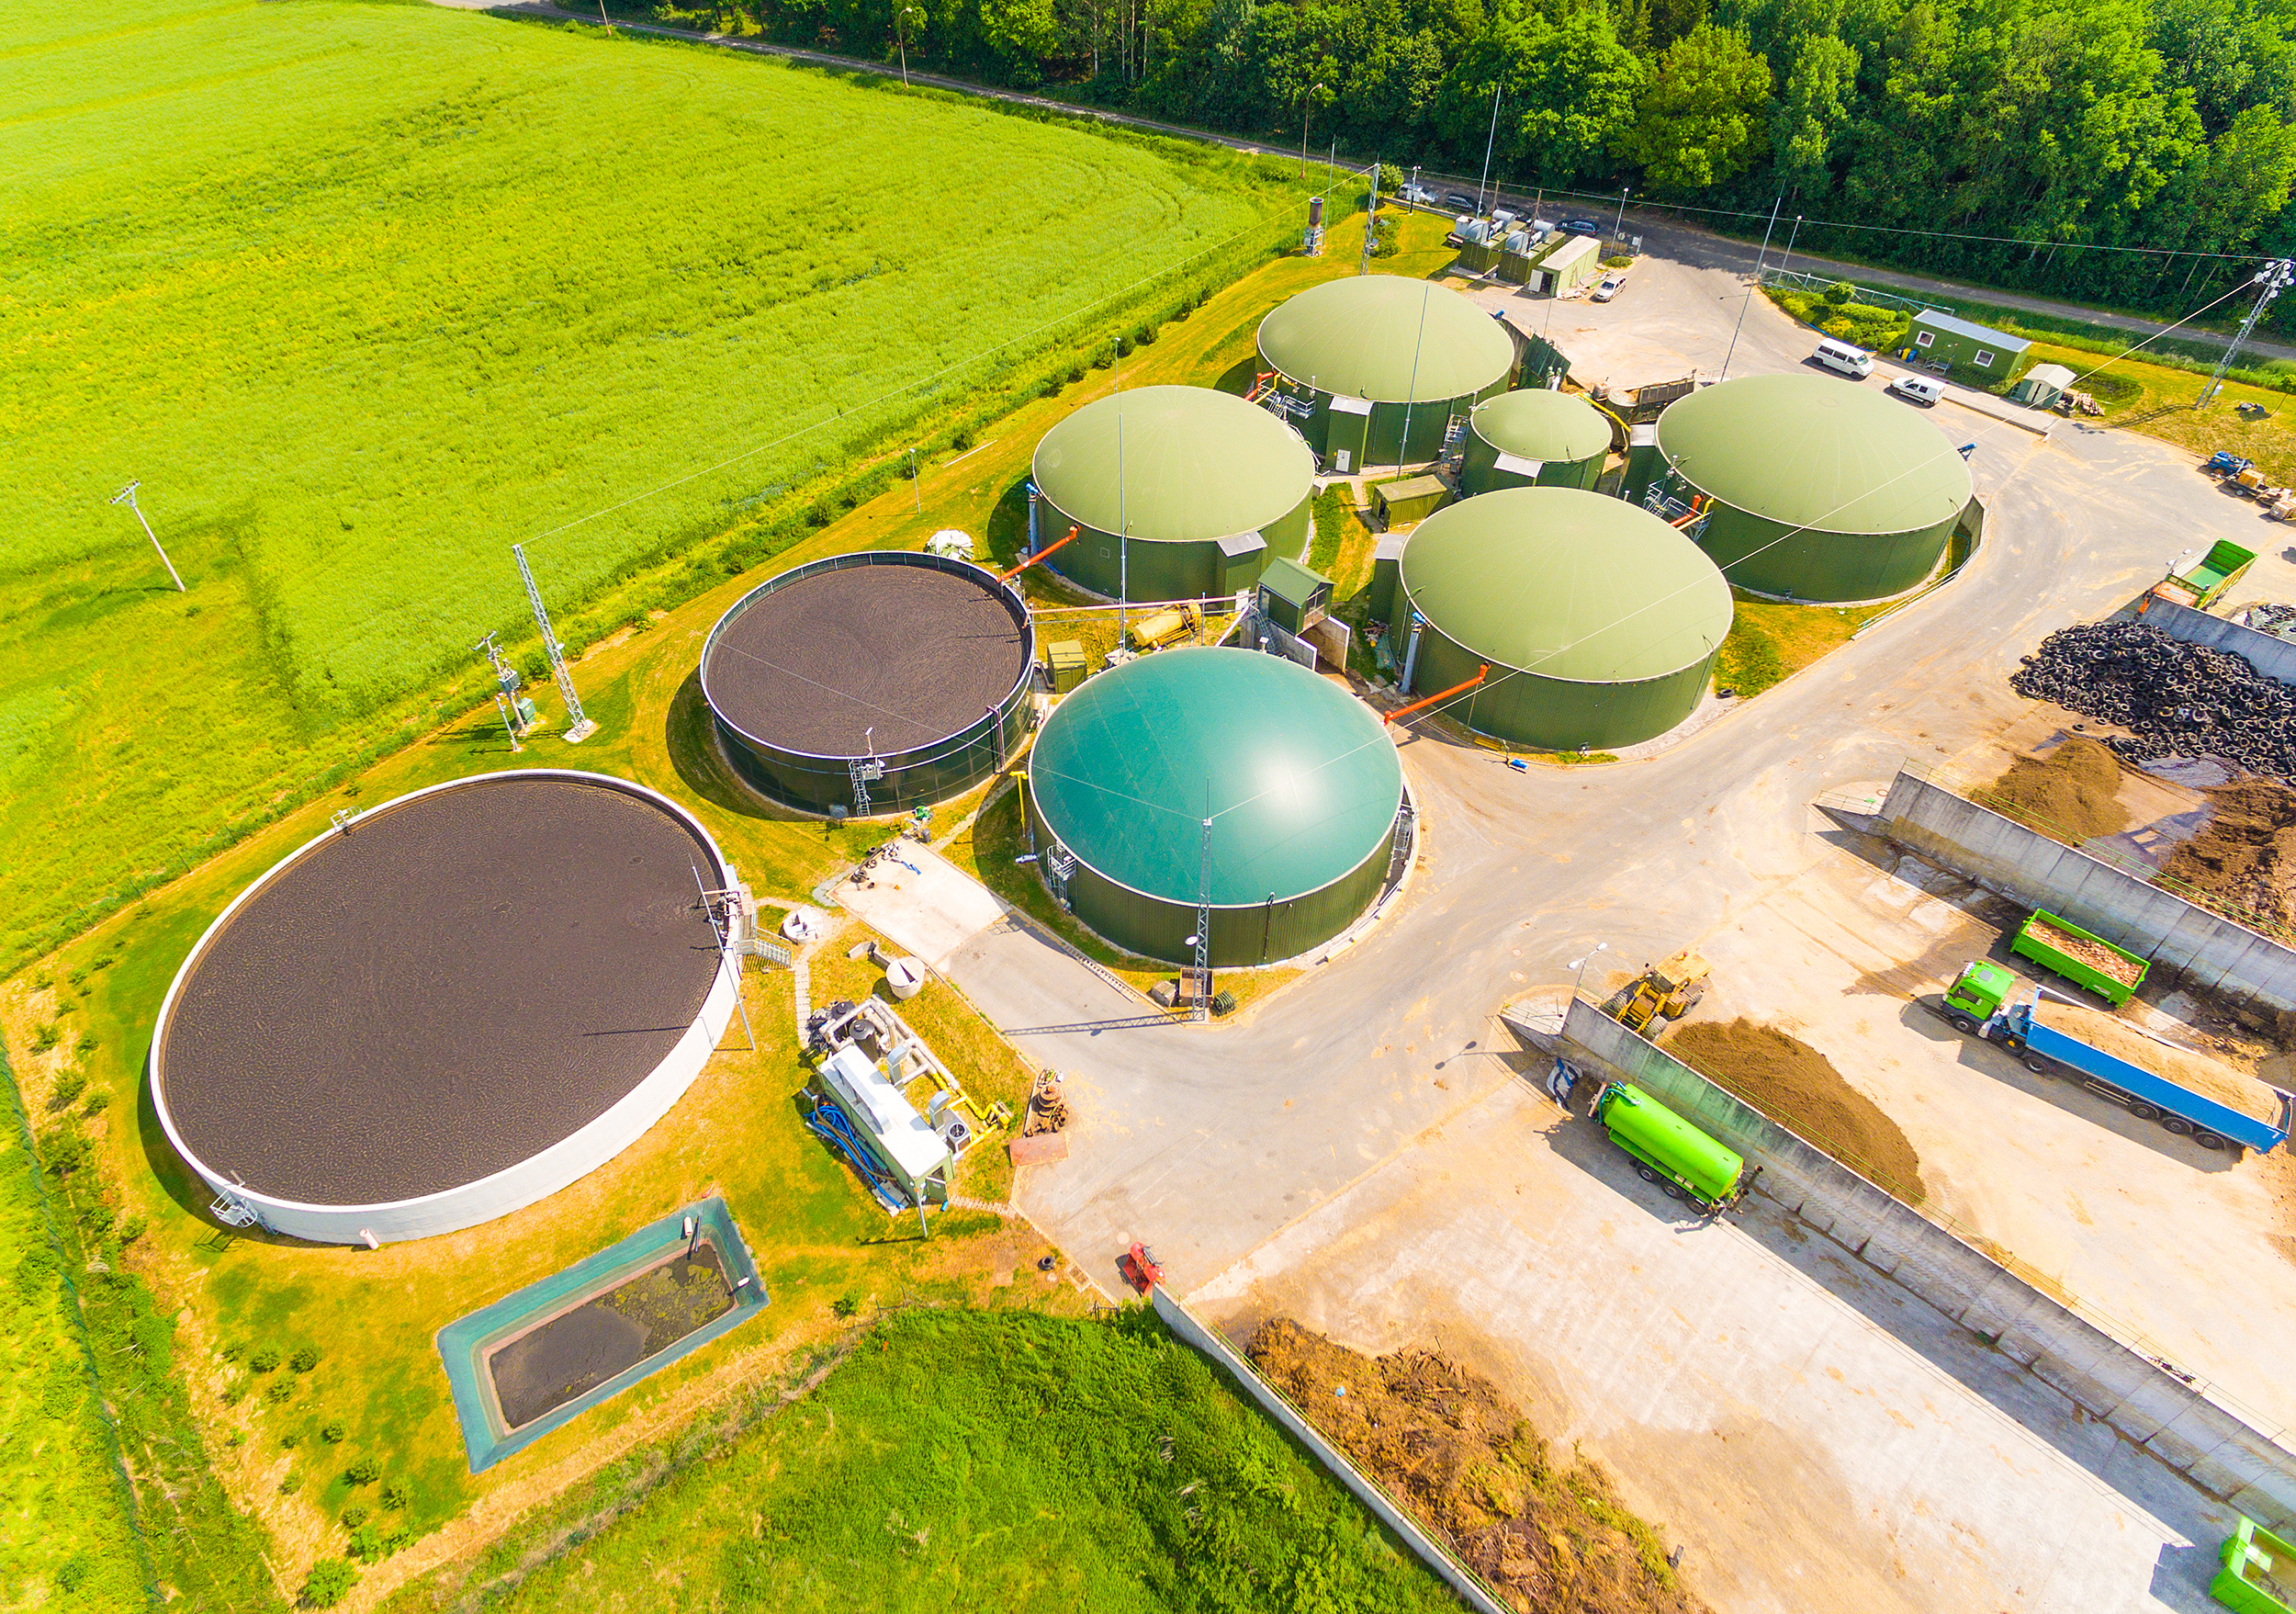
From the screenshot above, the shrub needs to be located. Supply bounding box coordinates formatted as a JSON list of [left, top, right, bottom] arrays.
[[57, 1555, 90, 1593], [48, 1073, 87, 1110], [30, 1022, 60, 1053], [342, 1505, 368, 1529], [345, 1456, 382, 1485], [225, 1428, 245, 1448], [291, 1345, 321, 1372], [282, 1431, 300, 1448], [83, 1089, 111, 1118], [951, 426, 974, 450], [264, 1378, 294, 1405], [249, 1345, 282, 1373], [74, 1032, 96, 1055], [220, 1341, 245, 1363], [1114, 334, 1133, 357], [1133, 324, 1155, 345], [302, 1557, 356, 1608], [279, 1471, 302, 1495], [118, 1213, 142, 1244], [832, 1294, 860, 1319], [1823, 279, 1857, 304], [379, 1478, 410, 1509], [321, 1420, 346, 1444]]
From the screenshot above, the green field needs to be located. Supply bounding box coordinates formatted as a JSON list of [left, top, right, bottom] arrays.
[[0, 0, 1295, 968], [384, 1308, 1458, 1614]]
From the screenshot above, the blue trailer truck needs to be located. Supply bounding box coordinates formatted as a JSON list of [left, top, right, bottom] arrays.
[[1941, 960, 2293, 1156]]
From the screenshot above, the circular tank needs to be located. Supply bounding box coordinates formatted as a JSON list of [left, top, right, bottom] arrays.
[[149, 772, 737, 1246], [1655, 373, 1974, 602], [1400, 487, 1733, 751], [1256, 277, 1517, 469], [1027, 647, 1404, 966], [1030, 385, 1314, 602], [1460, 389, 1613, 494], [701, 549, 1035, 815]]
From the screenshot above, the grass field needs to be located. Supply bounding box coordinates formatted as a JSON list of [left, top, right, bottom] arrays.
[[1, 0, 1299, 969], [383, 1308, 1458, 1614]]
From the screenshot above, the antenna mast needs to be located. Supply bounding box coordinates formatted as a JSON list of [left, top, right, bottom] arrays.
[[108, 481, 186, 592], [1195, 791, 1213, 1023], [511, 544, 597, 742]]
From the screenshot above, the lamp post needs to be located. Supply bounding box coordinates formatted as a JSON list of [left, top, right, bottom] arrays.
[[1300, 81, 1324, 179], [896, 6, 919, 85], [1612, 186, 1629, 243], [1568, 942, 1607, 999], [1476, 80, 1502, 213], [108, 481, 185, 592]]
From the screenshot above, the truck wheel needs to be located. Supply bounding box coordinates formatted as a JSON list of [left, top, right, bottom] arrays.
[[1948, 1012, 1977, 1033], [2001, 1035, 2025, 1055], [1635, 1165, 1660, 1184], [2163, 1116, 2196, 1136], [2022, 1056, 2049, 1075], [1660, 1180, 1686, 1201], [2129, 1101, 2162, 1122], [2194, 1131, 2229, 1151]]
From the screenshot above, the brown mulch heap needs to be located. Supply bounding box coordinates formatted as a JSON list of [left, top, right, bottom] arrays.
[[2164, 780, 2296, 931], [1976, 736, 2131, 841], [1245, 1318, 1708, 1614], [1669, 1020, 1929, 1205], [2020, 914, 2144, 988]]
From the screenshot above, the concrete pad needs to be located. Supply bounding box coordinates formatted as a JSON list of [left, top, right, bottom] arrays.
[[835, 841, 1009, 972], [1189, 1080, 2239, 1614]]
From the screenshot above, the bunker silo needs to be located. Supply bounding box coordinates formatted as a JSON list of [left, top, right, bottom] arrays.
[[1030, 385, 1314, 603], [1459, 389, 1614, 494], [1654, 373, 1974, 602], [1256, 277, 1517, 473], [1026, 647, 1404, 966], [1398, 487, 1732, 751]]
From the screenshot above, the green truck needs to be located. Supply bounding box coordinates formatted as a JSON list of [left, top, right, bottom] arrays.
[[1590, 1080, 1754, 1213], [2157, 537, 2257, 608], [2212, 1516, 2296, 1613], [2009, 909, 2147, 1006]]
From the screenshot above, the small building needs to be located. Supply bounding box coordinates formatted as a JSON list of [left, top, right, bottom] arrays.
[[1367, 533, 1408, 626], [1256, 557, 1333, 635], [1530, 235, 1601, 296], [2008, 362, 2077, 409], [1373, 474, 1450, 528], [1907, 310, 2030, 378]]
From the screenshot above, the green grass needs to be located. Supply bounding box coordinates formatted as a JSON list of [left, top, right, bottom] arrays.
[[0, 0, 1300, 970], [1714, 590, 1891, 698], [387, 1308, 1459, 1614]]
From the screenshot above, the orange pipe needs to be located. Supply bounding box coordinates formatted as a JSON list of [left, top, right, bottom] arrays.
[[1000, 526, 1078, 581], [1384, 664, 1488, 726]]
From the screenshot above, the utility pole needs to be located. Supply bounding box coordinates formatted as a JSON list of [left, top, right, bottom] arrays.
[[108, 482, 186, 592], [2198, 259, 2296, 407], [1476, 81, 1502, 213], [1299, 82, 1324, 179], [896, 6, 918, 85], [908, 446, 920, 512], [1407, 164, 1420, 214], [1190, 790, 1213, 1023], [1358, 159, 1379, 277], [512, 543, 598, 743], [1719, 197, 1782, 383]]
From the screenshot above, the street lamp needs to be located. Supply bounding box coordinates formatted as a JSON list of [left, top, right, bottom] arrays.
[[108, 481, 185, 592], [895, 6, 919, 86], [1300, 81, 1324, 179], [1612, 186, 1629, 243], [1567, 942, 1607, 999], [1476, 80, 1502, 213]]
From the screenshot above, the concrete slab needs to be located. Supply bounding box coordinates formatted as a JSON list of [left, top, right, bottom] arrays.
[[835, 841, 1009, 972], [1189, 1080, 2241, 1614]]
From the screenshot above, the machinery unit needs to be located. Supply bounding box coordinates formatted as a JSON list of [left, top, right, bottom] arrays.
[[1590, 1080, 1752, 1213], [1600, 949, 1710, 1035], [802, 998, 982, 1223], [1126, 601, 1202, 651]]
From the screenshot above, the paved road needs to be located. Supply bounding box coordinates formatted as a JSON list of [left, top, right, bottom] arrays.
[[430, 0, 2291, 365]]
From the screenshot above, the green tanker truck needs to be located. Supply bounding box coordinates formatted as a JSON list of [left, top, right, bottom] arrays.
[[1590, 1080, 1755, 1213]]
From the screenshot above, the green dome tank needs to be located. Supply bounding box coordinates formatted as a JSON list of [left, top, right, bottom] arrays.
[[1655, 373, 1973, 602], [1027, 647, 1403, 965], [1399, 487, 1732, 751], [1460, 389, 1613, 494]]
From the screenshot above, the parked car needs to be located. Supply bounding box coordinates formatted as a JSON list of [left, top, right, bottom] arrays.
[[1889, 372, 1945, 406], [1591, 276, 1625, 302], [1559, 217, 1604, 235], [1399, 182, 1436, 206], [1444, 191, 1477, 211]]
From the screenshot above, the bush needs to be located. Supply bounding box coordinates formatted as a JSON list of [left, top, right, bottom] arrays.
[[345, 1456, 382, 1485], [264, 1378, 294, 1405], [301, 1557, 356, 1608], [1378, 162, 1402, 193], [832, 1294, 860, 1319], [342, 1505, 368, 1529], [74, 1031, 96, 1055], [118, 1213, 142, 1244], [48, 1072, 87, 1110], [291, 1345, 320, 1372], [30, 1022, 60, 1053], [321, 1419, 346, 1444], [379, 1478, 410, 1510], [56, 1555, 90, 1593], [279, 1472, 302, 1495], [282, 1431, 300, 1448], [248, 1345, 282, 1374], [83, 1089, 111, 1118], [220, 1341, 245, 1363], [1823, 279, 1857, 305]]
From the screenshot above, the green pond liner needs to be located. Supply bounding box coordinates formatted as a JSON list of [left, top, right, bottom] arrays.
[[436, 1197, 768, 1473]]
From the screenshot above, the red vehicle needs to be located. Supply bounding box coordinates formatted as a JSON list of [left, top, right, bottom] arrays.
[[1120, 1242, 1164, 1294]]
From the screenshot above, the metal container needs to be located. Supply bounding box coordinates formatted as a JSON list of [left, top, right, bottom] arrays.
[[1593, 1081, 1745, 1207]]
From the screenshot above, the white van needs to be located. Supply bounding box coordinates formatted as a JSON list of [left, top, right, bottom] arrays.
[[1888, 373, 1945, 407], [1811, 338, 1874, 378]]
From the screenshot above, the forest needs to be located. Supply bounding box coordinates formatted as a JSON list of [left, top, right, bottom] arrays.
[[660, 0, 2296, 327]]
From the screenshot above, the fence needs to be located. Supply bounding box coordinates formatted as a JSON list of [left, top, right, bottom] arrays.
[[1551, 998, 2296, 1530], [1150, 1287, 1514, 1614], [1757, 265, 1945, 318], [1877, 765, 2296, 1009]]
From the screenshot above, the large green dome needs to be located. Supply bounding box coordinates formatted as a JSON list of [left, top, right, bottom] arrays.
[[1031, 386, 1313, 545], [1469, 389, 1612, 465], [1257, 277, 1515, 403], [1401, 488, 1730, 683], [1656, 373, 1971, 536], [1030, 648, 1401, 907]]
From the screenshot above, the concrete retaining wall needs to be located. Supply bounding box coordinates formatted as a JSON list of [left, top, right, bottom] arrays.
[[2139, 592, 2296, 685], [1557, 999, 2296, 1529], [1150, 1286, 1512, 1614], [1878, 770, 2296, 1013]]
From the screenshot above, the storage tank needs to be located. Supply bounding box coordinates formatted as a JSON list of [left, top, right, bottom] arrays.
[[1397, 487, 1731, 751], [701, 549, 1035, 815], [1256, 276, 1517, 473], [1459, 389, 1614, 494], [1030, 384, 1314, 603], [1593, 1082, 1747, 1208], [1654, 373, 1974, 602], [1026, 647, 1404, 965]]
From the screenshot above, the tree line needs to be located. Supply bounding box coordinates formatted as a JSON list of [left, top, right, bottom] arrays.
[[660, 0, 2296, 330]]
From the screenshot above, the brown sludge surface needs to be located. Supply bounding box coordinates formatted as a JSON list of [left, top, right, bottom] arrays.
[[2164, 780, 2296, 931], [1245, 1318, 1709, 1614], [1977, 736, 2130, 841], [2020, 915, 2143, 988], [1669, 1020, 1928, 1204], [2035, 999, 2283, 1124]]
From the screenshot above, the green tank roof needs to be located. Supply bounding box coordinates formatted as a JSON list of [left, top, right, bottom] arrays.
[[1656, 373, 1972, 536], [1030, 647, 1401, 906], [1257, 277, 1515, 403], [1470, 389, 1612, 464], [1400, 488, 1731, 682], [1031, 386, 1313, 544]]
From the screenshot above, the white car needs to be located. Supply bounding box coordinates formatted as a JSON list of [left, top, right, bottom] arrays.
[[1889, 373, 1944, 407], [1591, 276, 1624, 303]]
